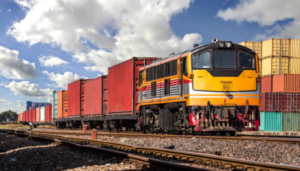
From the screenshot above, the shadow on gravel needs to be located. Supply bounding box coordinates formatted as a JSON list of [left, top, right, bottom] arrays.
[[0, 141, 166, 171]]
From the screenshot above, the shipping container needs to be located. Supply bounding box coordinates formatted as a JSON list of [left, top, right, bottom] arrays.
[[40, 106, 45, 122], [108, 57, 159, 116], [290, 39, 300, 58], [260, 93, 300, 112], [45, 105, 52, 122], [26, 101, 32, 111], [289, 57, 300, 74], [68, 79, 87, 117], [259, 112, 282, 131], [57, 90, 68, 118], [22, 111, 25, 121], [36, 107, 40, 123], [32, 109, 36, 122], [29, 109, 32, 122], [261, 56, 289, 76], [102, 75, 108, 115], [53, 91, 58, 119], [261, 76, 272, 93], [283, 112, 300, 131], [262, 38, 290, 58], [84, 76, 108, 116], [239, 41, 262, 59], [272, 74, 300, 93]]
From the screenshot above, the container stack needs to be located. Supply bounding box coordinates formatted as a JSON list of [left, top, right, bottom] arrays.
[[240, 38, 300, 132]]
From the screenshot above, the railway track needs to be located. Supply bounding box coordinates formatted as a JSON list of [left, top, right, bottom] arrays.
[[1, 129, 300, 171], [29, 129, 300, 144]]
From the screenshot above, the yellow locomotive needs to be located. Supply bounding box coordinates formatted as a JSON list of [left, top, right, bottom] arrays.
[[137, 39, 260, 135]]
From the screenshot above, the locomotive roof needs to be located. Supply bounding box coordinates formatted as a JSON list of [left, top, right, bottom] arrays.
[[140, 42, 256, 70]]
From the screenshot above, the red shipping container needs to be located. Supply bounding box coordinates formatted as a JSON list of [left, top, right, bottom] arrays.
[[273, 74, 300, 93], [108, 57, 158, 115], [22, 111, 25, 121], [261, 76, 272, 93], [84, 75, 108, 116], [32, 109, 36, 122], [260, 93, 300, 112], [45, 105, 52, 122], [68, 79, 88, 117]]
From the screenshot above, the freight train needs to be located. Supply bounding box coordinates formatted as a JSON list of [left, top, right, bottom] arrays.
[[19, 39, 260, 135]]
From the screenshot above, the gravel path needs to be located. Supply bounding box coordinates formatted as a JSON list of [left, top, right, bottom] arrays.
[[0, 133, 146, 171]]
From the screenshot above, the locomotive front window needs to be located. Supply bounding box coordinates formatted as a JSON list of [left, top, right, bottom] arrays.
[[239, 52, 255, 69], [214, 51, 235, 68], [192, 52, 211, 69]]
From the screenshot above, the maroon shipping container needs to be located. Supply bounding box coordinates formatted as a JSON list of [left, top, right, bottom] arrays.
[[108, 57, 159, 116], [102, 75, 108, 115], [261, 76, 272, 93], [68, 79, 88, 117], [273, 74, 300, 93], [45, 105, 52, 122], [32, 109, 36, 122], [84, 75, 108, 116], [260, 93, 300, 112]]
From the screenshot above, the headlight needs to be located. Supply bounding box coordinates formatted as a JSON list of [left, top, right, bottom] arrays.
[[225, 42, 232, 48], [218, 42, 224, 48]]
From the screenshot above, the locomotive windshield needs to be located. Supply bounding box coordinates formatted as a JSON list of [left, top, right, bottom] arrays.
[[239, 51, 255, 69], [214, 51, 235, 68], [192, 52, 211, 68]]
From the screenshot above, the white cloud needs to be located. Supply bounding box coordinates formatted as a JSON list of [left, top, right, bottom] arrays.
[[0, 46, 38, 79], [17, 100, 24, 108], [7, 9, 11, 12], [0, 99, 12, 104], [39, 55, 68, 67], [8, 0, 202, 74], [217, 0, 300, 39], [5, 81, 52, 99], [42, 71, 81, 89]]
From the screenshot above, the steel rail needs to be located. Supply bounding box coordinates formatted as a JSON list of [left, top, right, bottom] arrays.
[[1, 129, 300, 171]]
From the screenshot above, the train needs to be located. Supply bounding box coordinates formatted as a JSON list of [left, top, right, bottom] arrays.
[[19, 39, 260, 135]]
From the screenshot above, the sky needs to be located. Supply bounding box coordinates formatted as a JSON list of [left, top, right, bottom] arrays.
[[0, 0, 299, 113]]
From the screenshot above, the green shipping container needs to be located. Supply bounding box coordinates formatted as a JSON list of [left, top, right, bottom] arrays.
[[259, 112, 282, 131], [52, 91, 58, 119], [283, 112, 300, 131]]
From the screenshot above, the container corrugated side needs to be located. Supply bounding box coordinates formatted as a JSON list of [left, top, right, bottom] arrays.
[[265, 112, 282, 131], [102, 75, 108, 115], [68, 80, 81, 117], [84, 79, 93, 116], [36, 107, 40, 122], [45, 105, 52, 122], [57, 91, 63, 118], [273, 74, 300, 93], [62, 91, 68, 118], [40, 106, 45, 122], [53, 91, 58, 119], [261, 57, 289, 76], [92, 76, 102, 115], [32, 109, 36, 122], [290, 39, 300, 58], [262, 38, 290, 58], [261, 76, 272, 93], [283, 112, 300, 131], [259, 112, 265, 131], [239, 41, 262, 59], [289, 57, 300, 74]]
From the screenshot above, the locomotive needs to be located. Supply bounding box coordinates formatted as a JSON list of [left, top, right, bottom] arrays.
[[136, 39, 260, 135]]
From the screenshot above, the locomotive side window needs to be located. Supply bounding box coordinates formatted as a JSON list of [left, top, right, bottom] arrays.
[[192, 52, 211, 68], [182, 57, 187, 76], [239, 52, 255, 69], [170, 60, 177, 76], [214, 51, 235, 68], [165, 62, 170, 77], [139, 71, 143, 86]]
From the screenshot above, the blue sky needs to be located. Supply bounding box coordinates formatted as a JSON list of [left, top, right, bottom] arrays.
[[0, 0, 299, 113]]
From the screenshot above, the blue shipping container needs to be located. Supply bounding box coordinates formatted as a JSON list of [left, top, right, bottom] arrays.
[[259, 112, 282, 131], [26, 101, 32, 110]]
